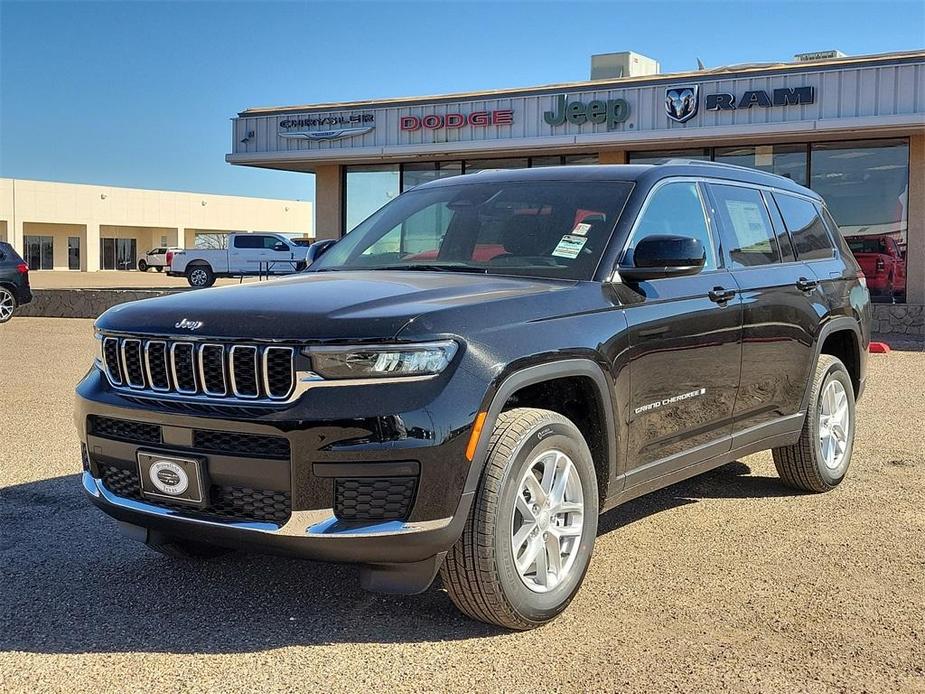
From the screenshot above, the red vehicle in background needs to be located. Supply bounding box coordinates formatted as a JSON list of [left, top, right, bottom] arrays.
[[846, 235, 906, 302]]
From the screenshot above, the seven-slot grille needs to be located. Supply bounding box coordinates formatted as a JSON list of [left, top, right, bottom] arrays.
[[102, 336, 294, 401]]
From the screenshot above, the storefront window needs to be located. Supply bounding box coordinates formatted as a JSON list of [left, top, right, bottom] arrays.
[[628, 148, 710, 164], [401, 162, 462, 192], [714, 144, 808, 185], [810, 138, 909, 302], [24, 235, 53, 270], [463, 157, 529, 174], [563, 154, 599, 165], [529, 156, 564, 168], [345, 164, 400, 232], [99, 238, 137, 270]]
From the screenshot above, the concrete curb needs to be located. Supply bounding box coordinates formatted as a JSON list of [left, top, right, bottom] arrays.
[[17, 288, 187, 319]]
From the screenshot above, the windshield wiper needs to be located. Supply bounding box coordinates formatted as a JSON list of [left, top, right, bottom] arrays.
[[365, 264, 489, 274]]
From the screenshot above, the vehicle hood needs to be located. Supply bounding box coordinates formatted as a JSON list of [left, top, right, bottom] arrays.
[[95, 270, 578, 341]]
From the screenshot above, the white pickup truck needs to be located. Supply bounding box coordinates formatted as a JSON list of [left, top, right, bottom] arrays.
[[167, 233, 311, 287]]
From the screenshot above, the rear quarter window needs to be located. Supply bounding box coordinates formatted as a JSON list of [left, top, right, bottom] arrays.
[[774, 193, 836, 261]]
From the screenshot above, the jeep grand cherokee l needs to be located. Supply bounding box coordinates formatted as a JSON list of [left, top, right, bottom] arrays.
[[76, 162, 870, 629]]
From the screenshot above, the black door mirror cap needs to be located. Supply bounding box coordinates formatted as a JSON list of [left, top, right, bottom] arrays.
[[616, 234, 706, 282], [306, 238, 338, 264]]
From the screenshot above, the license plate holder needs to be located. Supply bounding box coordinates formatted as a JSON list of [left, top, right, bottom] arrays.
[[137, 451, 208, 508]]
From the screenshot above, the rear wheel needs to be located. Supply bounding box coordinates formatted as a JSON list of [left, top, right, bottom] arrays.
[[138, 259, 148, 272], [441, 407, 598, 630], [186, 265, 215, 288], [0, 286, 16, 323], [772, 354, 855, 492], [145, 537, 232, 559]]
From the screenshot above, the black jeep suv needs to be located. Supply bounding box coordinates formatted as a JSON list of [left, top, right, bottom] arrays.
[[0, 241, 32, 323], [77, 162, 870, 629]]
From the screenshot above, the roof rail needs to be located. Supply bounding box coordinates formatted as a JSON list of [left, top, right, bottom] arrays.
[[660, 158, 794, 180]]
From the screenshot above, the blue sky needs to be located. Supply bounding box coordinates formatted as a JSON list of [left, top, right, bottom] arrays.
[[1, 0, 922, 201]]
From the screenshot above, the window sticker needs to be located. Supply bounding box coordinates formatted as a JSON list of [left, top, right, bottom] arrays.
[[571, 222, 592, 236], [551, 234, 587, 259], [725, 199, 773, 250]]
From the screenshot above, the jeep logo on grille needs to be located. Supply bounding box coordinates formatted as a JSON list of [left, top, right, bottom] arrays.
[[175, 318, 203, 331]]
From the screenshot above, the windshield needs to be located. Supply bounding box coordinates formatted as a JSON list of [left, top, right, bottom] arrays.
[[313, 180, 634, 280]]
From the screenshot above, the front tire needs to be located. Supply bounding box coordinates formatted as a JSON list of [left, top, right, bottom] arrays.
[[772, 354, 856, 492], [156, 265, 164, 272], [441, 407, 598, 630], [0, 286, 17, 323], [186, 264, 215, 288]]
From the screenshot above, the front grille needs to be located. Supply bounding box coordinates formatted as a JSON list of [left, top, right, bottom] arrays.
[[334, 477, 417, 521], [192, 429, 290, 460], [101, 336, 296, 402], [98, 464, 291, 524], [88, 415, 162, 444]]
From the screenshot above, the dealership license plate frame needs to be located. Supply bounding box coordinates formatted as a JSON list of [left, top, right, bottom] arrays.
[[137, 450, 209, 508]]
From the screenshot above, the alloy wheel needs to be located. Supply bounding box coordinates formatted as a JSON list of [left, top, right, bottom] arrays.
[[0, 288, 14, 322], [819, 378, 850, 471], [190, 269, 207, 286], [510, 449, 584, 593]]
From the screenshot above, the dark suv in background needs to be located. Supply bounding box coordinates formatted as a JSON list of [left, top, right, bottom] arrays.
[[76, 162, 870, 629], [0, 241, 32, 323]]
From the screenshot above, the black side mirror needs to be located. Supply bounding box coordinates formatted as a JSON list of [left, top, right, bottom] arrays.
[[618, 234, 706, 281], [305, 238, 337, 265], [273, 241, 290, 252]]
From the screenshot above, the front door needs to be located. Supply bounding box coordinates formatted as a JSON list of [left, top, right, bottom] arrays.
[[621, 180, 743, 485]]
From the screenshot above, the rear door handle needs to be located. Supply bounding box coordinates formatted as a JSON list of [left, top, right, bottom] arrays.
[[796, 277, 818, 292], [708, 287, 736, 304]]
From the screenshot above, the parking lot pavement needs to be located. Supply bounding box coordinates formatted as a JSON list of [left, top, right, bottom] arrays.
[[1, 317, 922, 693], [28, 270, 255, 290]]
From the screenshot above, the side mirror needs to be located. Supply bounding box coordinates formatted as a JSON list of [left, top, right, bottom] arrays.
[[617, 234, 706, 281], [273, 241, 290, 252], [305, 238, 337, 265]]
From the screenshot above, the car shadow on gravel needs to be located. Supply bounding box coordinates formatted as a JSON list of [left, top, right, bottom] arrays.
[[0, 464, 799, 654]]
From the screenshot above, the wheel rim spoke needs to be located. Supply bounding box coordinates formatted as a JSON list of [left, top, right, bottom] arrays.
[[511, 447, 585, 593]]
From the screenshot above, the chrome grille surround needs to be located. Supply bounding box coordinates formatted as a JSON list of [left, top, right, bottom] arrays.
[[100, 334, 296, 404]]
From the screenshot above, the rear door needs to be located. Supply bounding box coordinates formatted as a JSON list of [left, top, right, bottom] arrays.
[[706, 183, 820, 434], [621, 179, 743, 483], [230, 234, 268, 274]]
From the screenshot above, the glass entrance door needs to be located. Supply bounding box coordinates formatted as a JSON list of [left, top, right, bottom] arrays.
[[100, 238, 137, 270], [24, 235, 54, 270]]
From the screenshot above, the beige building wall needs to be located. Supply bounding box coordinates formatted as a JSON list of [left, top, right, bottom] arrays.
[[0, 178, 312, 271]]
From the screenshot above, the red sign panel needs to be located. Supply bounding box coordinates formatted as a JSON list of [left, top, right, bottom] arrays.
[[400, 110, 514, 131]]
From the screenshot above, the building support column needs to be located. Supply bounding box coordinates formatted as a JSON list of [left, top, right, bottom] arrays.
[[313, 165, 343, 239], [598, 150, 628, 165], [11, 219, 24, 254], [906, 133, 924, 306], [84, 222, 100, 272]]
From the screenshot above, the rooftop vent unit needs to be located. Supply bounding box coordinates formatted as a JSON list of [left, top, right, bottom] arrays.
[[794, 49, 846, 62], [590, 51, 660, 80]]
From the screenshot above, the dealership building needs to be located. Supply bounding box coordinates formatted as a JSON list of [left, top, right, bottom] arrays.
[[227, 49, 925, 336]]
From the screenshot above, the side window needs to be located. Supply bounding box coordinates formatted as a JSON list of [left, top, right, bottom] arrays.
[[761, 191, 796, 262], [774, 194, 835, 261], [264, 236, 288, 250], [233, 235, 262, 249], [709, 184, 780, 268], [627, 181, 717, 270]]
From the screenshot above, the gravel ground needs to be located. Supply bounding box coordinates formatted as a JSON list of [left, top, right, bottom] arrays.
[[0, 317, 922, 693]]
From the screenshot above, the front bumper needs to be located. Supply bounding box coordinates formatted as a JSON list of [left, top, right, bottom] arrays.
[[76, 365, 483, 573]]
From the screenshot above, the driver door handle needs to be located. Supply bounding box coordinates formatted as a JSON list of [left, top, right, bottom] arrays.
[[708, 287, 736, 304]]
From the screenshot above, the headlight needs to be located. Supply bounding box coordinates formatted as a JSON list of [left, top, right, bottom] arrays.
[[303, 340, 458, 380], [94, 330, 104, 367]]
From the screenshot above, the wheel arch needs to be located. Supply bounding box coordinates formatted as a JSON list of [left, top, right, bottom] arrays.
[[801, 317, 864, 410], [464, 359, 618, 506]]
